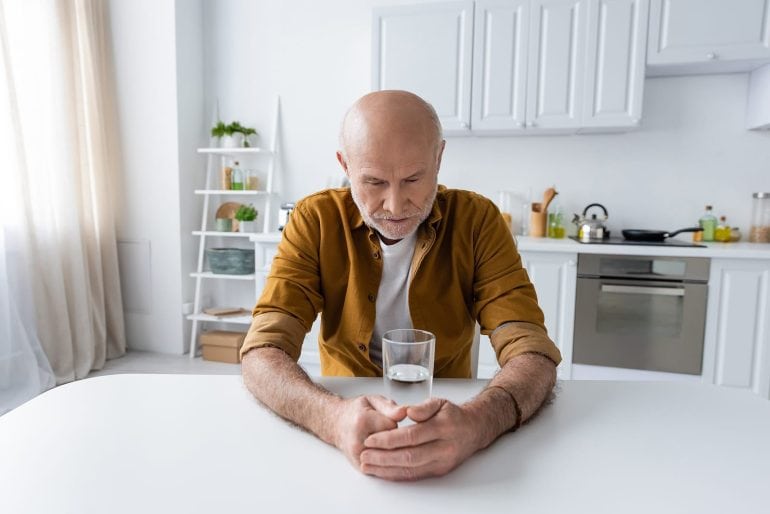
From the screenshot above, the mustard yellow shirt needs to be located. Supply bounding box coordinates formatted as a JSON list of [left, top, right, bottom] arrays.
[[241, 186, 562, 377]]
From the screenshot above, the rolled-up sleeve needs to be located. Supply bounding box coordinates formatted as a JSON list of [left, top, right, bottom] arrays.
[[240, 201, 324, 361], [472, 200, 562, 367]]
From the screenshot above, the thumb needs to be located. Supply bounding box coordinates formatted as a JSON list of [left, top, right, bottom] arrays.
[[406, 397, 445, 423], [366, 395, 408, 422]]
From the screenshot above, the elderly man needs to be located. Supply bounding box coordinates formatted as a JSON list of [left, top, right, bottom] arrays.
[[241, 90, 561, 481]]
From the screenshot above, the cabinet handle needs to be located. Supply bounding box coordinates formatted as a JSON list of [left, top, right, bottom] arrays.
[[706, 52, 717, 60]]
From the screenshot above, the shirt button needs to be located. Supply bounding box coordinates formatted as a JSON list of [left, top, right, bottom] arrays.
[[373, 251, 380, 259], [367, 293, 375, 302], [358, 344, 366, 352]]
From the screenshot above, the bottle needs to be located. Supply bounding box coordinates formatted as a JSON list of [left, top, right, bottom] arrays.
[[231, 160, 244, 190], [749, 192, 770, 243], [699, 205, 717, 242], [547, 204, 565, 239], [714, 216, 731, 242], [221, 165, 232, 190]]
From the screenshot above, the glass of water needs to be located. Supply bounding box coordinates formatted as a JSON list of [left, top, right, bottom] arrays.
[[382, 329, 435, 406]]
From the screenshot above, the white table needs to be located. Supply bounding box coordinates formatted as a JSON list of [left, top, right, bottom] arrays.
[[1, 375, 768, 513]]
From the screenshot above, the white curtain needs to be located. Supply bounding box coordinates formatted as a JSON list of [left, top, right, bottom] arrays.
[[0, 0, 126, 411]]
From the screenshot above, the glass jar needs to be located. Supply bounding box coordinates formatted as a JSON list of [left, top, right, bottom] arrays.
[[547, 206, 565, 238], [749, 192, 770, 243], [245, 169, 259, 191]]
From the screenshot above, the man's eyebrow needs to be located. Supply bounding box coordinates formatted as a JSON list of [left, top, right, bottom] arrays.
[[405, 170, 426, 179]]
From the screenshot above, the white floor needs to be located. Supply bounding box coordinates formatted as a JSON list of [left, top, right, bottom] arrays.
[[87, 351, 242, 378]]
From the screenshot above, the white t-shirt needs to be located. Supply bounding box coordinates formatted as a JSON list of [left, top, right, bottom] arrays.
[[369, 231, 418, 367]]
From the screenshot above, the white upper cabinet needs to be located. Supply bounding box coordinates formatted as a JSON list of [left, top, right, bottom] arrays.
[[372, 2, 475, 134], [471, 0, 530, 131], [647, 0, 770, 75], [581, 0, 649, 130], [373, 0, 647, 134], [527, 0, 588, 130]]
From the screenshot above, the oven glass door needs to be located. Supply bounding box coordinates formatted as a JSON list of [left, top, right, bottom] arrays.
[[573, 278, 707, 374]]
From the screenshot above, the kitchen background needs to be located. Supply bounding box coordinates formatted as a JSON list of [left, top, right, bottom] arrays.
[[107, 0, 770, 355]]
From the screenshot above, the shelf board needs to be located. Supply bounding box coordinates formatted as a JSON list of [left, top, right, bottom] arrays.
[[194, 190, 271, 196], [190, 272, 255, 280], [249, 232, 282, 243], [187, 313, 253, 324], [197, 147, 273, 156], [192, 231, 255, 238]]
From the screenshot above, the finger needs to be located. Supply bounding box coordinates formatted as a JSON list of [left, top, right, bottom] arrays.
[[406, 397, 446, 423], [360, 461, 450, 482], [363, 419, 437, 449], [366, 395, 408, 422], [359, 441, 439, 468]]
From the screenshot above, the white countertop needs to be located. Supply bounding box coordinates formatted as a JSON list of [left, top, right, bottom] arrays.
[[1, 374, 768, 513], [516, 235, 770, 258]]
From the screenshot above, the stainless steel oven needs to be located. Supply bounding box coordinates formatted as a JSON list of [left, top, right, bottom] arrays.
[[573, 254, 710, 375]]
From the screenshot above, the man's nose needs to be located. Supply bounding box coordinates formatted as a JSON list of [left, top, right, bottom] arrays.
[[382, 184, 405, 216]]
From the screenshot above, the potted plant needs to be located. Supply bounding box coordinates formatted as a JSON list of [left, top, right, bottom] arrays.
[[234, 203, 258, 232], [210, 121, 239, 147], [228, 121, 258, 148], [210, 120, 258, 148]]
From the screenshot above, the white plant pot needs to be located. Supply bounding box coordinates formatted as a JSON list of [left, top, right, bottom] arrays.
[[238, 220, 257, 233], [220, 133, 244, 148]]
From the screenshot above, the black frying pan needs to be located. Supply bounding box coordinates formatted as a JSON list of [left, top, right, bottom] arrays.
[[622, 227, 702, 242]]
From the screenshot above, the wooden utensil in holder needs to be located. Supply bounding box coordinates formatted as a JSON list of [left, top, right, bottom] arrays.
[[529, 187, 557, 237]]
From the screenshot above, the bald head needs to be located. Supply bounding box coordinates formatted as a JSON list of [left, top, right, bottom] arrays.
[[338, 90, 443, 160]]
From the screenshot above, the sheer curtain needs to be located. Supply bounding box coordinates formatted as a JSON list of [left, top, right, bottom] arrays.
[[0, 0, 126, 412]]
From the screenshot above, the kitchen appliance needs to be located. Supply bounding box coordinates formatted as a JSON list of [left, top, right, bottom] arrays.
[[572, 203, 609, 241], [278, 202, 295, 231], [622, 226, 702, 242], [573, 254, 710, 375], [569, 236, 705, 248]]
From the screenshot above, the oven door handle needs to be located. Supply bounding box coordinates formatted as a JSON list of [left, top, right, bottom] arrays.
[[601, 284, 685, 296]]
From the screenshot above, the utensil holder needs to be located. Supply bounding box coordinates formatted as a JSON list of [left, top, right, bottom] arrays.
[[529, 211, 547, 237]]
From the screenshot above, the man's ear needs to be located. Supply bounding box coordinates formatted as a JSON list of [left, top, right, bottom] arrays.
[[336, 151, 349, 178], [435, 140, 446, 173]]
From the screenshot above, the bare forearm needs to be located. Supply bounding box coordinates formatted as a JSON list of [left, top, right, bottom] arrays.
[[241, 347, 343, 445], [464, 353, 557, 448]]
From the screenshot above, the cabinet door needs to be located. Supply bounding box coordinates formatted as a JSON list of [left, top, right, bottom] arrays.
[[526, 0, 588, 129], [372, 2, 474, 134], [581, 0, 648, 130], [471, 0, 530, 132], [519, 251, 578, 379], [648, 0, 770, 68], [702, 259, 770, 399]]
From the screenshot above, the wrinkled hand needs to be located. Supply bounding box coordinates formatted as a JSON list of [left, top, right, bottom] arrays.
[[358, 398, 482, 481], [334, 396, 407, 470]]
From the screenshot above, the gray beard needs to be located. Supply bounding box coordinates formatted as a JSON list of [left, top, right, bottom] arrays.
[[351, 181, 438, 241]]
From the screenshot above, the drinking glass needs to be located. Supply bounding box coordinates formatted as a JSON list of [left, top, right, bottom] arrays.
[[382, 329, 435, 407]]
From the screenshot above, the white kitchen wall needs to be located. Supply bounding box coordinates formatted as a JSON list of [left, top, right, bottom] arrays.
[[202, 0, 769, 235], [109, 0, 769, 354]]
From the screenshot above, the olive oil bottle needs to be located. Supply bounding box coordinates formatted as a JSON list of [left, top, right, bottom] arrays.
[[699, 205, 717, 241]]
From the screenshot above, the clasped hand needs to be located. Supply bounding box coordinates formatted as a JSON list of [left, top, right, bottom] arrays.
[[334, 395, 482, 481]]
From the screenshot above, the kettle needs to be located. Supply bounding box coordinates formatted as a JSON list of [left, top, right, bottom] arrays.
[[572, 203, 609, 241]]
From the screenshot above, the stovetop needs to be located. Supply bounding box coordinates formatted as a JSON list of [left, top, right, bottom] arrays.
[[568, 236, 706, 248]]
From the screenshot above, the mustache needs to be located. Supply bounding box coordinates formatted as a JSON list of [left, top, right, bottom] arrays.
[[370, 212, 420, 220]]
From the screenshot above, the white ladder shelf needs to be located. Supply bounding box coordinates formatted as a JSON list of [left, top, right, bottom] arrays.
[[187, 97, 282, 358]]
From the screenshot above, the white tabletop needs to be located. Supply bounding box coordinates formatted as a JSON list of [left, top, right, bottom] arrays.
[[1, 374, 768, 513]]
